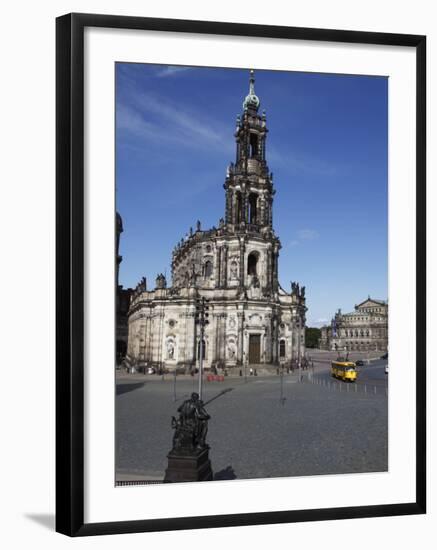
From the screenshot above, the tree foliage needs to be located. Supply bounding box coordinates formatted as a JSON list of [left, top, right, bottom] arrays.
[[305, 327, 322, 348]]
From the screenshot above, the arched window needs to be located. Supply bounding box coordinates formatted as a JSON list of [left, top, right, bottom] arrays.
[[247, 252, 258, 276], [203, 260, 213, 278], [235, 191, 242, 224], [249, 132, 258, 157], [248, 193, 258, 224], [279, 340, 286, 358]]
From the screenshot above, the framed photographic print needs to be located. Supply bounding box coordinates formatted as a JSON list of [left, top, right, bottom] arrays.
[[56, 13, 426, 536]]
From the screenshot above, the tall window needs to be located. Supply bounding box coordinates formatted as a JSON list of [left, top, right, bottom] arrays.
[[203, 260, 212, 278], [248, 193, 258, 224], [247, 252, 258, 276], [249, 132, 258, 157], [235, 191, 242, 224], [279, 340, 286, 358]]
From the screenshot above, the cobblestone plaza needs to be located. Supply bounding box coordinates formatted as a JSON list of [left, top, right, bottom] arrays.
[[116, 359, 388, 482]]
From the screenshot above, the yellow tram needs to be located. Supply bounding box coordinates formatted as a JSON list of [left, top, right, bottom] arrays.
[[331, 359, 358, 382]]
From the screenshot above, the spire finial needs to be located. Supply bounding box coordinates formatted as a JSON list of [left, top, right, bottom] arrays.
[[249, 69, 255, 95], [243, 68, 260, 111]]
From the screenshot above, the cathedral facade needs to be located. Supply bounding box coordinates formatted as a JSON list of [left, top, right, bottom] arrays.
[[125, 71, 306, 372]]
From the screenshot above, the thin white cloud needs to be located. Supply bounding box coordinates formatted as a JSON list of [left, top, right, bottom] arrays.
[[297, 229, 319, 240], [285, 229, 319, 249], [117, 104, 156, 140], [117, 88, 233, 154], [308, 319, 329, 328], [117, 104, 192, 149], [268, 145, 343, 177], [136, 92, 224, 144], [156, 66, 193, 78]]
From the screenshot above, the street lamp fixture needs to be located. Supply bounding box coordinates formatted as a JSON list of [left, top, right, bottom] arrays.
[[195, 296, 209, 400]]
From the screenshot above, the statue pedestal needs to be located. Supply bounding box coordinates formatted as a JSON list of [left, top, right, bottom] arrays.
[[164, 447, 213, 483]]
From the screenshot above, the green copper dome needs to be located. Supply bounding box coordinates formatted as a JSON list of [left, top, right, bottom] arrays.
[[243, 69, 260, 111]]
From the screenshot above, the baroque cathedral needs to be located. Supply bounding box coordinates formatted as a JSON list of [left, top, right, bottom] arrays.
[[124, 70, 307, 372]]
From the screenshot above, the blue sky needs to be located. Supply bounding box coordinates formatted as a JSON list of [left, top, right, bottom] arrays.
[[116, 63, 388, 327]]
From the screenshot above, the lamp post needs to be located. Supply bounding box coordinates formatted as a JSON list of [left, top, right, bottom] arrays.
[[198, 335, 204, 399], [279, 363, 285, 404], [297, 316, 302, 382], [195, 297, 209, 400]]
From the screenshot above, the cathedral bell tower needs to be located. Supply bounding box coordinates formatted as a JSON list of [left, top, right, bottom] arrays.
[[126, 67, 307, 374], [224, 70, 275, 232]]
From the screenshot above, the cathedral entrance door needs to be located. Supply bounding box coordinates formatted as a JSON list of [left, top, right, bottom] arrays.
[[249, 334, 261, 364]]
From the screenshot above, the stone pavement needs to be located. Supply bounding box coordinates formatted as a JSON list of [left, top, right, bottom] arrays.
[[116, 370, 387, 483]]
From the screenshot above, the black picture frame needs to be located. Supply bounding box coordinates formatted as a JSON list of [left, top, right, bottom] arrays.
[[56, 12, 426, 537]]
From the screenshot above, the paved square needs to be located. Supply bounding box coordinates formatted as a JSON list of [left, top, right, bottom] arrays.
[[116, 366, 387, 482]]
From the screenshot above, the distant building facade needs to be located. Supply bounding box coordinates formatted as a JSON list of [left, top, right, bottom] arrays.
[[124, 71, 307, 373], [319, 297, 388, 352]]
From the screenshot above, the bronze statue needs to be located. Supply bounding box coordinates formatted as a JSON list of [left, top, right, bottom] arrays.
[[171, 392, 210, 452]]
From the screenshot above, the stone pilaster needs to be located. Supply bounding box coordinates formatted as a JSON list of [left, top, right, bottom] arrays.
[[272, 248, 279, 291], [225, 187, 232, 224], [239, 237, 246, 288], [237, 311, 244, 365], [266, 244, 272, 290], [242, 191, 248, 225], [144, 315, 151, 361], [215, 246, 221, 288], [222, 245, 228, 287], [259, 194, 266, 226]]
